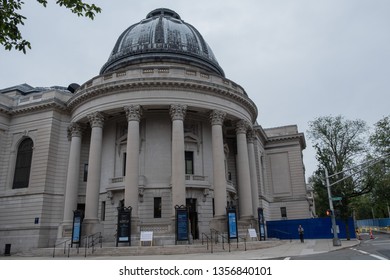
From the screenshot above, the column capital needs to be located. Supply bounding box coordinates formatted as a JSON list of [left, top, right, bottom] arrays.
[[236, 120, 249, 135], [124, 104, 143, 122], [67, 122, 84, 140], [210, 110, 226, 126], [170, 104, 187, 121], [87, 111, 104, 128], [247, 129, 256, 143]]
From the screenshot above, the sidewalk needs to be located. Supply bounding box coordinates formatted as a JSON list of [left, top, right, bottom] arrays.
[[68, 239, 359, 260], [108, 239, 359, 260]]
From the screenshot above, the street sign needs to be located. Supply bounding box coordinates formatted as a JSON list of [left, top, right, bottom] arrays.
[[332, 197, 342, 201]]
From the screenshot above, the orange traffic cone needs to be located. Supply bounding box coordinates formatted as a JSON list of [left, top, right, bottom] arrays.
[[369, 229, 374, 239]]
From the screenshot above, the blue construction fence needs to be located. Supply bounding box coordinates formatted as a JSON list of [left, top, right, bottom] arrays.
[[266, 217, 356, 239], [356, 218, 390, 230]]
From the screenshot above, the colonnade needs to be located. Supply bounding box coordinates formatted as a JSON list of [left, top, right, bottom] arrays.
[[60, 104, 259, 236]]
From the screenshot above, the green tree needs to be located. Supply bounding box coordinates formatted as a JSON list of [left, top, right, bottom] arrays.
[[350, 194, 374, 220], [308, 170, 329, 217], [370, 115, 390, 155], [368, 115, 390, 217], [0, 0, 101, 53], [308, 115, 370, 238]]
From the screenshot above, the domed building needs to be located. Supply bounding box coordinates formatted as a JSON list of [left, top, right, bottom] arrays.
[[0, 8, 312, 252]]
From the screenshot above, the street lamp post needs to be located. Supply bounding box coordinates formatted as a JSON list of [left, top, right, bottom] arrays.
[[324, 168, 342, 246]]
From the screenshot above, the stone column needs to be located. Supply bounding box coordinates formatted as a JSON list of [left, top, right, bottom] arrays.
[[236, 120, 253, 220], [210, 110, 227, 217], [83, 111, 104, 235], [247, 129, 259, 218], [124, 105, 142, 217], [58, 122, 83, 238], [170, 104, 187, 210], [209, 110, 228, 232]]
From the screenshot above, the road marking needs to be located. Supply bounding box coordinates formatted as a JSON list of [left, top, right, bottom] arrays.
[[350, 248, 388, 260], [371, 241, 390, 246], [369, 254, 388, 260]]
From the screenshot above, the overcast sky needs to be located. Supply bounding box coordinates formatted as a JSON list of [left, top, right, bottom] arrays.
[[1, 0, 389, 179]]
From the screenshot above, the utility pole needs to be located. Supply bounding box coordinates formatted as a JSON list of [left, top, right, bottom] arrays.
[[324, 168, 341, 246], [323, 153, 390, 247]]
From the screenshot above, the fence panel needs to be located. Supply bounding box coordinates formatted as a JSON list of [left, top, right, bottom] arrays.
[[266, 217, 355, 239], [356, 218, 390, 231]]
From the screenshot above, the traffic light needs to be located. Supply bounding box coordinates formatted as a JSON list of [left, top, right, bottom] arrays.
[[326, 209, 332, 216]]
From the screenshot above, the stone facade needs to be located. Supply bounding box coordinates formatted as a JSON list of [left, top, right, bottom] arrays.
[[0, 9, 311, 252]]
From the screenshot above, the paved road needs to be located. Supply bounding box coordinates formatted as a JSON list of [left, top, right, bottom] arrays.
[[289, 232, 390, 260]]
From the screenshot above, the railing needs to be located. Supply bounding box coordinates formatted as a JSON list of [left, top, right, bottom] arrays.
[[201, 232, 213, 253], [110, 177, 124, 183], [202, 229, 248, 253], [237, 236, 247, 251], [82, 232, 103, 258], [53, 232, 102, 258], [185, 175, 208, 181], [269, 229, 292, 241], [52, 238, 72, 258], [210, 229, 231, 252]]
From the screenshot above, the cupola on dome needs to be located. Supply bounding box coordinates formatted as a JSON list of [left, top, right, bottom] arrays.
[[100, 8, 225, 76]]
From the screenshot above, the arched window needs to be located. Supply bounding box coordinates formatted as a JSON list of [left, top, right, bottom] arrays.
[[13, 138, 33, 189]]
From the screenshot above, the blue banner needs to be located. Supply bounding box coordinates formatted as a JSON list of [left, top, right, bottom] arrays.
[[228, 212, 237, 239], [177, 210, 189, 241], [72, 216, 81, 243]]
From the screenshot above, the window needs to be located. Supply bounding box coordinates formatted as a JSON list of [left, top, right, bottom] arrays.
[[13, 138, 33, 189], [154, 197, 162, 218], [83, 164, 88, 182], [123, 152, 127, 176], [185, 151, 194, 175], [101, 201, 106, 221], [280, 207, 287, 219], [212, 198, 215, 216], [228, 172, 232, 180]]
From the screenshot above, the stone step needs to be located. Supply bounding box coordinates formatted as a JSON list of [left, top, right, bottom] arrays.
[[14, 239, 284, 258]]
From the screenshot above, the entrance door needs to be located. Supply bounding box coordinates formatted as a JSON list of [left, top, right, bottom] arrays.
[[186, 198, 199, 240]]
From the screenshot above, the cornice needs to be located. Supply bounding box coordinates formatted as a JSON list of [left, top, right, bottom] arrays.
[[253, 125, 268, 144], [0, 104, 10, 115], [266, 132, 306, 149], [67, 75, 258, 122], [4, 98, 68, 116]]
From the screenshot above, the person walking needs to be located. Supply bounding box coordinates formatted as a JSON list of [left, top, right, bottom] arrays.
[[298, 225, 304, 243]]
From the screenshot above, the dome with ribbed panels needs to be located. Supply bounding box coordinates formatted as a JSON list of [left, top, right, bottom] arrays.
[[100, 8, 225, 76]]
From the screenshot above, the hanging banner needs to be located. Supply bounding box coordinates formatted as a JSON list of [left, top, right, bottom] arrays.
[[116, 206, 132, 246], [175, 206, 189, 243], [258, 207, 266, 241], [71, 210, 82, 247], [227, 208, 238, 239]]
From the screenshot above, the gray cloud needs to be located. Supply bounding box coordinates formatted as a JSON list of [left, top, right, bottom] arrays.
[[1, 0, 389, 178]]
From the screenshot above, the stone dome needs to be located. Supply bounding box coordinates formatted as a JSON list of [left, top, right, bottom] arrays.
[[100, 8, 225, 76]]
